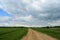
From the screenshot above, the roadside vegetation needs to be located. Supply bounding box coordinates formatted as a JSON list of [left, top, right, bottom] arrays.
[[32, 26, 60, 40], [0, 27, 28, 40]]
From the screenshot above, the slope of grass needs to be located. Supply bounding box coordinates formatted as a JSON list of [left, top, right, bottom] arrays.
[[0, 27, 28, 40], [32, 28, 60, 40]]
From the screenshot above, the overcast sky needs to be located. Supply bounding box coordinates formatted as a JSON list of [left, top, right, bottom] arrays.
[[0, 0, 60, 27]]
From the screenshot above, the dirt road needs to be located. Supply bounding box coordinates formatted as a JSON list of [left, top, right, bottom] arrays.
[[21, 29, 57, 40]]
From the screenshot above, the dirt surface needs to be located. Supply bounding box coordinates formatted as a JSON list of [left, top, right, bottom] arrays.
[[21, 29, 57, 40]]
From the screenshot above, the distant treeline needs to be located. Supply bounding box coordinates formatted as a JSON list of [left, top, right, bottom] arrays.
[[0, 26, 27, 28], [42, 26, 60, 28], [0, 26, 60, 28]]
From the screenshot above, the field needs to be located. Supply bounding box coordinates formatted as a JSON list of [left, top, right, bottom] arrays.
[[32, 28, 60, 40], [0, 27, 28, 40], [0, 27, 60, 40]]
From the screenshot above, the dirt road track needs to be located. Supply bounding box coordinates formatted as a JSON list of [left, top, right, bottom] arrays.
[[21, 29, 57, 40]]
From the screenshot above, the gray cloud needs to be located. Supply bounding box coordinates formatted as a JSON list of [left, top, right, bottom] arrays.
[[0, 0, 60, 26]]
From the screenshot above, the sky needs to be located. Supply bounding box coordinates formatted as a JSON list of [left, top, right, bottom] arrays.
[[0, 0, 60, 27]]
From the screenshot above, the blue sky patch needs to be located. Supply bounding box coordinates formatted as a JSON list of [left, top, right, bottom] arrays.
[[0, 8, 12, 17]]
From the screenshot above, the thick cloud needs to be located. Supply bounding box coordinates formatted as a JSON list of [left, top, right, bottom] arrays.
[[0, 0, 60, 27]]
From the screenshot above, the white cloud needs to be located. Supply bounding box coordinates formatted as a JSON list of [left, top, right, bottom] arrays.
[[22, 0, 31, 4], [0, 16, 11, 21], [48, 20, 60, 26], [0, 5, 3, 8], [15, 24, 29, 27], [41, 0, 46, 3], [30, 1, 40, 10], [39, 13, 49, 17], [13, 15, 32, 22], [19, 15, 32, 21], [0, 23, 8, 26], [24, 0, 47, 10]]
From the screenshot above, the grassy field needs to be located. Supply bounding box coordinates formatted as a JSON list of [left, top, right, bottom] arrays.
[[0, 27, 60, 40], [0, 27, 28, 40], [32, 28, 60, 40]]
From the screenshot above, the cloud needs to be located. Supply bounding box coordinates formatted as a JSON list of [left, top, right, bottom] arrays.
[[13, 15, 32, 22], [0, 16, 12, 21], [0, 0, 60, 26], [48, 20, 60, 26]]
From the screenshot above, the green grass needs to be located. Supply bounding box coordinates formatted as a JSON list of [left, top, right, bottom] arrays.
[[32, 28, 60, 40], [0, 27, 60, 40], [0, 27, 28, 40]]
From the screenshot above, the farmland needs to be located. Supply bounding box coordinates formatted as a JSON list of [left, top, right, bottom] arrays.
[[32, 28, 60, 40], [0, 27, 28, 40]]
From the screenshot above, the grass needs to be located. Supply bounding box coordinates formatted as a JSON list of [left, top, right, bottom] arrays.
[[32, 28, 60, 40], [0, 27, 60, 40], [0, 27, 28, 40]]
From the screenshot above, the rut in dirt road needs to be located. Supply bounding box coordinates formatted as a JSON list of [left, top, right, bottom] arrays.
[[21, 29, 57, 40]]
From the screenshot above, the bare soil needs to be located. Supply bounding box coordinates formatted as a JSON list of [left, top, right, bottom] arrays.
[[21, 29, 57, 40]]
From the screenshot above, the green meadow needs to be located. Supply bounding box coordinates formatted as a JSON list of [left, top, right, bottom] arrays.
[[0, 27, 28, 40]]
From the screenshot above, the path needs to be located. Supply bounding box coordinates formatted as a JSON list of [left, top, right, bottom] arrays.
[[21, 29, 57, 40]]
